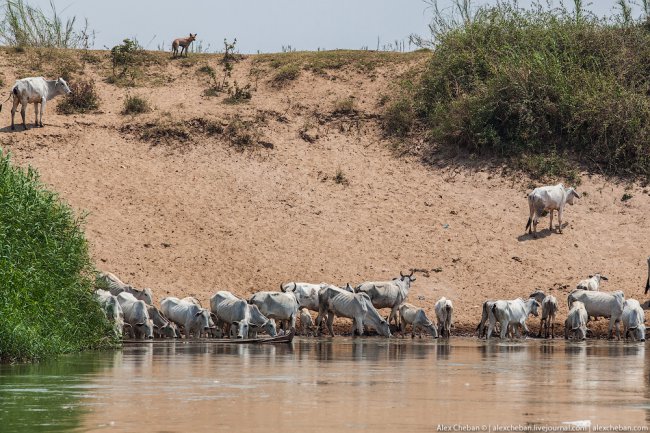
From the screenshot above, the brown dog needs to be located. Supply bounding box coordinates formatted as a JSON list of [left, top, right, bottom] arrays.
[[172, 33, 197, 57]]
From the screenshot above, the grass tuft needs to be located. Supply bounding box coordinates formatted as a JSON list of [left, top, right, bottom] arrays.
[[333, 167, 349, 186], [333, 97, 356, 115], [270, 63, 300, 87], [57, 79, 100, 114], [122, 94, 150, 115]]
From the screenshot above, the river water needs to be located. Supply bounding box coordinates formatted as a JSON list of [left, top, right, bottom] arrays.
[[1, 338, 649, 432]]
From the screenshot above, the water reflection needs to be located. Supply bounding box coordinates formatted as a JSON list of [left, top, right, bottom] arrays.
[[0, 339, 648, 433], [0, 350, 114, 432]]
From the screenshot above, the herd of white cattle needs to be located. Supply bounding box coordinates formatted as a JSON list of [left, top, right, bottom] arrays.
[[94, 256, 650, 343], [93, 270, 456, 340]]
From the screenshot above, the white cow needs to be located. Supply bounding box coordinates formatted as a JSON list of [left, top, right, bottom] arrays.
[[576, 274, 608, 291], [96, 272, 154, 305], [317, 285, 370, 337], [94, 289, 125, 338], [399, 303, 438, 338], [622, 299, 646, 342], [116, 292, 154, 339], [249, 291, 299, 331], [210, 291, 276, 338], [280, 282, 322, 311], [355, 270, 416, 327], [488, 298, 540, 339], [357, 294, 392, 337], [0, 77, 71, 130], [299, 308, 316, 336], [525, 183, 580, 237], [528, 290, 558, 338], [565, 301, 589, 340], [567, 290, 625, 339], [161, 296, 212, 339], [147, 305, 178, 338], [434, 297, 453, 338]]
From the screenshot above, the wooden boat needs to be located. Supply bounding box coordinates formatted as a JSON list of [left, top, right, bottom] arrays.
[[123, 329, 295, 345]]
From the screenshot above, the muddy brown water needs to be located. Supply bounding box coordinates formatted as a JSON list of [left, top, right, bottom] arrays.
[[1, 338, 649, 432]]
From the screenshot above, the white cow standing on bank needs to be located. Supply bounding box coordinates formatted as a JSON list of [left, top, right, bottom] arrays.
[[576, 274, 608, 291], [488, 298, 540, 339], [116, 292, 154, 339], [0, 77, 71, 130], [622, 299, 646, 342], [399, 303, 438, 338], [355, 271, 416, 327], [434, 297, 453, 338], [161, 296, 212, 339], [525, 183, 580, 237]]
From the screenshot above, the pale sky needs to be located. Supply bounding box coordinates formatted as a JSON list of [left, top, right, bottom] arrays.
[[22, 0, 648, 53]]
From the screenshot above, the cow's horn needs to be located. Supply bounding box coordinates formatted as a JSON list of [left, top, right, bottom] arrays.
[[400, 271, 405, 278]]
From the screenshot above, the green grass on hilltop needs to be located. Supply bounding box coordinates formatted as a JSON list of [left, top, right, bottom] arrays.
[[254, 49, 429, 74], [0, 152, 115, 363], [389, 1, 650, 180]]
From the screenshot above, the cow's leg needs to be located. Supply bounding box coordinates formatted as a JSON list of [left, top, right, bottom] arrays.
[[532, 214, 538, 238], [326, 313, 335, 337], [10, 96, 20, 130], [487, 316, 496, 339], [316, 308, 327, 336], [39, 98, 46, 127], [33, 103, 39, 127], [550, 318, 555, 339], [521, 321, 530, 338], [500, 320, 508, 339], [355, 316, 364, 336], [20, 100, 27, 130], [557, 206, 563, 234], [607, 317, 615, 339], [389, 306, 398, 327], [290, 313, 296, 331], [537, 318, 544, 338], [548, 209, 554, 232]]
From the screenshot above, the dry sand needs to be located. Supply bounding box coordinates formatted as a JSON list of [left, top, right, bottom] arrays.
[[2, 49, 648, 335]]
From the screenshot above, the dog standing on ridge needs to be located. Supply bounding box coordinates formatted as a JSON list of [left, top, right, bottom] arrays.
[[172, 33, 197, 57]]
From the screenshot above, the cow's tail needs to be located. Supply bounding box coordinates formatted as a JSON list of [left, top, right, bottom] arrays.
[[525, 193, 534, 231], [0, 87, 15, 113], [645, 276, 649, 295]]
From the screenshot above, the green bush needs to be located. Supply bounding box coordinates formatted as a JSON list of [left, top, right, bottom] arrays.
[[0, 152, 114, 362], [122, 94, 150, 115], [398, 1, 650, 178], [57, 79, 100, 114]]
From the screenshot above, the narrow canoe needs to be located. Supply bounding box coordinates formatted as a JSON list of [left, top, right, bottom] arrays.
[[123, 329, 295, 344]]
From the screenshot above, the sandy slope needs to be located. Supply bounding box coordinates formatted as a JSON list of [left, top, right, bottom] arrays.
[[2, 49, 649, 335]]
